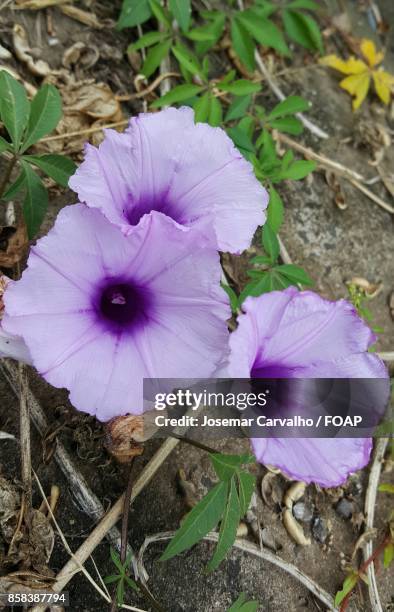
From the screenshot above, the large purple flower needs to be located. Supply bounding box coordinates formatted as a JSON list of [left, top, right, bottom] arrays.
[[68, 107, 267, 254], [3, 205, 230, 421], [228, 287, 388, 487]]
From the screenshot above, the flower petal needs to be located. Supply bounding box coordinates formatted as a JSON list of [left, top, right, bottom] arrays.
[[340, 72, 371, 110], [0, 327, 32, 364], [69, 107, 267, 253], [251, 437, 372, 487], [4, 205, 230, 420]]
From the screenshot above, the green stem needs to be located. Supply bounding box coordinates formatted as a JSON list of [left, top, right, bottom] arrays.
[[0, 155, 17, 201]]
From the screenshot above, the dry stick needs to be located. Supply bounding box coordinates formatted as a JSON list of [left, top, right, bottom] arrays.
[[363, 438, 388, 612], [348, 178, 394, 215], [137, 531, 337, 611], [377, 352, 394, 362], [235, 0, 329, 140], [116, 72, 180, 101], [18, 362, 32, 511]]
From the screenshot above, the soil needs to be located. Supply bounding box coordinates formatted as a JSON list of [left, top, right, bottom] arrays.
[[0, 1, 393, 611]]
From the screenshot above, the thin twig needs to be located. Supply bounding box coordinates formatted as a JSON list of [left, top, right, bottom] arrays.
[[137, 531, 337, 611], [116, 72, 180, 101], [40, 120, 128, 143], [348, 178, 394, 215], [18, 362, 32, 512], [236, 0, 329, 140], [363, 438, 388, 612]]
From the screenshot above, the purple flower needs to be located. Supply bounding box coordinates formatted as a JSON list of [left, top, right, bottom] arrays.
[[0, 276, 31, 364], [3, 205, 230, 421], [228, 287, 388, 487], [69, 107, 267, 254]]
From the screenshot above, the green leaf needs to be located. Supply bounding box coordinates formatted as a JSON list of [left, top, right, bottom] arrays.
[[249, 255, 273, 266], [124, 575, 140, 592], [225, 95, 252, 122], [110, 547, 124, 573], [23, 154, 76, 187], [117, 0, 152, 29], [0, 71, 30, 152], [3, 171, 26, 201], [172, 44, 204, 78], [187, 26, 218, 42], [221, 282, 239, 315], [210, 454, 255, 481], [262, 223, 279, 262], [383, 542, 394, 568], [218, 79, 261, 96], [267, 186, 284, 232], [161, 480, 228, 561], [127, 31, 163, 52], [228, 593, 259, 612], [274, 264, 313, 286], [116, 579, 125, 605], [334, 573, 358, 607], [238, 13, 290, 56], [227, 126, 255, 155], [231, 18, 255, 72], [280, 159, 316, 180], [193, 92, 210, 123], [151, 84, 204, 108], [268, 95, 310, 119], [283, 9, 323, 53], [142, 39, 172, 78], [169, 0, 191, 32], [378, 484, 394, 494], [20, 161, 48, 239], [208, 96, 222, 127], [149, 0, 171, 27], [21, 84, 62, 153], [269, 116, 303, 135], [104, 574, 120, 584], [237, 472, 255, 516], [206, 477, 240, 572], [0, 135, 13, 153], [287, 0, 320, 9]]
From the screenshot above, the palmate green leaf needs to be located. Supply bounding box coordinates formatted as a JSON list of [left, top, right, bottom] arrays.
[[274, 264, 313, 286], [171, 44, 204, 79], [0, 135, 13, 153], [127, 30, 163, 52], [21, 84, 62, 153], [142, 39, 172, 78], [208, 96, 222, 127], [287, 0, 320, 10], [218, 79, 261, 96], [3, 171, 25, 201], [193, 92, 210, 123], [206, 477, 240, 572], [384, 542, 394, 568], [225, 94, 252, 122], [279, 159, 316, 180], [117, 0, 152, 29], [149, 0, 171, 27], [169, 0, 191, 33], [334, 573, 358, 607], [210, 453, 255, 481], [151, 84, 204, 108], [238, 12, 290, 56], [267, 185, 284, 232], [0, 71, 30, 152], [262, 223, 279, 262], [231, 18, 255, 73], [110, 547, 124, 573], [269, 116, 303, 135], [195, 12, 225, 55], [283, 9, 323, 53], [227, 126, 255, 155], [117, 579, 125, 605], [23, 154, 76, 187], [20, 161, 48, 239], [268, 95, 310, 119], [104, 574, 120, 584], [237, 472, 255, 516], [161, 480, 228, 561], [228, 592, 259, 612]]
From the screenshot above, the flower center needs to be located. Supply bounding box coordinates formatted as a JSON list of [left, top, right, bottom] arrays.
[[125, 193, 181, 226], [98, 282, 147, 329]]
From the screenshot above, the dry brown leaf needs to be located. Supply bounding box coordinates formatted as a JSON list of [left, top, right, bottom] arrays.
[[13, 24, 51, 77], [261, 471, 283, 507], [63, 81, 121, 120], [62, 41, 99, 70], [0, 220, 29, 268], [59, 4, 105, 29]]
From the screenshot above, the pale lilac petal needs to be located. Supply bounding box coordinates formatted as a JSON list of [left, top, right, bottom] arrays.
[[4, 205, 230, 420], [69, 107, 267, 253], [0, 327, 32, 364], [251, 437, 372, 487], [229, 288, 388, 486]]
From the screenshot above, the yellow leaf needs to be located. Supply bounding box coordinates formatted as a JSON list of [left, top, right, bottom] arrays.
[[340, 72, 370, 110], [360, 39, 384, 68], [319, 54, 366, 75], [372, 70, 394, 105]]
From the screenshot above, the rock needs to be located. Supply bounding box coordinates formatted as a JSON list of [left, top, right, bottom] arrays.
[[293, 502, 313, 523], [312, 517, 328, 543], [336, 498, 354, 519]]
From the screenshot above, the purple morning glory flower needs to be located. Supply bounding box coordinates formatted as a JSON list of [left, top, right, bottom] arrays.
[[0, 276, 31, 363], [228, 287, 388, 487], [68, 107, 268, 254], [3, 205, 230, 421]]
